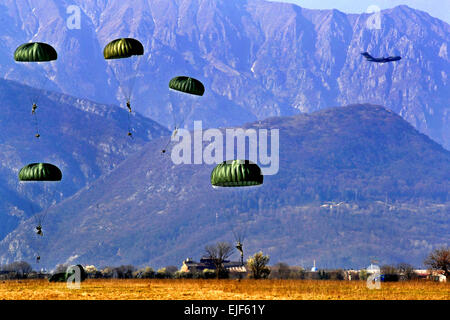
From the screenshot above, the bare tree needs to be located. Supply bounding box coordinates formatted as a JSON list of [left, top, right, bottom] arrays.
[[247, 251, 270, 279], [205, 242, 234, 279], [271, 262, 290, 279], [381, 264, 398, 275], [2, 261, 33, 278], [397, 263, 416, 280], [424, 247, 450, 277], [114, 265, 136, 278], [165, 265, 179, 276], [4, 261, 32, 275], [54, 264, 69, 274]]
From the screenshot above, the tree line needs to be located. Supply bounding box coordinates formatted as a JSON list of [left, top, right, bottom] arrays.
[[0, 246, 448, 281]]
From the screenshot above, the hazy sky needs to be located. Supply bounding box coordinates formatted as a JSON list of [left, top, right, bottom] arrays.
[[271, 0, 450, 23]]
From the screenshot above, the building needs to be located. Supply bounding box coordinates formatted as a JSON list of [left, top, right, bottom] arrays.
[[428, 270, 447, 282], [181, 257, 247, 274], [413, 269, 447, 282], [311, 260, 317, 272]]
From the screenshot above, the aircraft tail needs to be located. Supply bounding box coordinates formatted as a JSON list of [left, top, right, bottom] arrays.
[[361, 52, 373, 59]]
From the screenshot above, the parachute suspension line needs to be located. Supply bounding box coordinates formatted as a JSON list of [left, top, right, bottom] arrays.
[[39, 206, 50, 229], [29, 70, 50, 139], [172, 100, 189, 131], [106, 63, 132, 138], [32, 111, 40, 139], [32, 71, 50, 106], [36, 232, 43, 264], [172, 96, 189, 131], [125, 55, 143, 103], [161, 136, 172, 154], [30, 204, 43, 264], [125, 56, 143, 139], [232, 225, 245, 267], [161, 103, 183, 154], [126, 98, 133, 138], [127, 112, 134, 139], [161, 108, 190, 152]]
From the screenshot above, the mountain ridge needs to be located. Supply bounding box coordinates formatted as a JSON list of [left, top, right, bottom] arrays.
[[0, 0, 448, 148]]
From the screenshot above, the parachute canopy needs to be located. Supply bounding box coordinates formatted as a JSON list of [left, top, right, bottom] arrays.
[[103, 38, 144, 59], [169, 76, 205, 96], [14, 42, 57, 62], [19, 163, 62, 181], [65, 264, 87, 281], [48, 272, 67, 282], [48, 265, 86, 282], [211, 160, 263, 187]]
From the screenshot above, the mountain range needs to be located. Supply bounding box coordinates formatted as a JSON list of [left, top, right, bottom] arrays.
[[0, 104, 448, 269], [0, 0, 448, 149]]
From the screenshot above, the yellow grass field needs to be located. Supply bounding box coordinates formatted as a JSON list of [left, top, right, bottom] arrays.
[[0, 279, 448, 300]]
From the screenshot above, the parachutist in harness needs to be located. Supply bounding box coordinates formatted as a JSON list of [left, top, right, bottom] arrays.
[[236, 241, 243, 253], [161, 127, 178, 154], [126, 101, 134, 138], [36, 255, 40, 263], [236, 241, 244, 266], [36, 225, 43, 236], [172, 127, 178, 139], [32, 103, 40, 138]]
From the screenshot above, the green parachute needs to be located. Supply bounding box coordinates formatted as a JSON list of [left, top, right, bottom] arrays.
[[169, 76, 205, 96], [210, 160, 263, 187], [103, 38, 144, 138], [19, 163, 62, 181], [48, 265, 86, 282], [103, 38, 144, 59], [14, 42, 58, 138], [14, 42, 57, 62], [162, 76, 205, 154]]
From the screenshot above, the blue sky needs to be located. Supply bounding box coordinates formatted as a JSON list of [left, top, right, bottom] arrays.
[[271, 0, 450, 23]]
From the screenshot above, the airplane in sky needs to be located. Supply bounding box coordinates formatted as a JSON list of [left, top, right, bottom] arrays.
[[361, 52, 401, 63]]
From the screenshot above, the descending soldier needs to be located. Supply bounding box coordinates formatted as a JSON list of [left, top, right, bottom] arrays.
[[32, 103, 40, 138], [161, 127, 179, 154], [36, 225, 43, 236], [104, 38, 143, 138], [126, 101, 134, 138], [14, 42, 57, 139], [236, 241, 244, 266]]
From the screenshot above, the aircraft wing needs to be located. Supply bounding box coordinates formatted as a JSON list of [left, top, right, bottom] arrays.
[[384, 56, 401, 62]]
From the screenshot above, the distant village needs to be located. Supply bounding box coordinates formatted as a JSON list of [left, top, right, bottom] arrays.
[[0, 255, 447, 283]]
